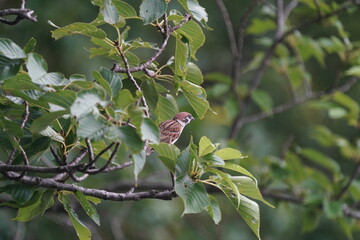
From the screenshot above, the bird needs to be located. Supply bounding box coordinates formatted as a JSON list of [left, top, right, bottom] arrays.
[[146, 112, 195, 155]]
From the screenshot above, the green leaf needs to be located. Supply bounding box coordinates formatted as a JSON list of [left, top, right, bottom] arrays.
[[40, 126, 65, 143], [78, 115, 108, 141], [328, 107, 347, 119], [74, 191, 100, 226], [4, 74, 41, 90], [101, 0, 122, 25], [151, 143, 180, 172], [198, 136, 215, 157], [178, 0, 208, 24], [204, 72, 231, 84], [156, 94, 179, 123], [296, 35, 325, 65], [301, 208, 321, 233], [323, 198, 343, 219], [180, 80, 210, 119], [217, 162, 256, 179], [139, 0, 167, 24], [140, 118, 160, 143], [114, 89, 136, 110], [201, 153, 224, 166], [175, 174, 210, 214], [345, 66, 360, 77], [332, 92, 359, 126], [206, 195, 221, 224], [175, 36, 189, 75], [100, 67, 122, 97], [93, 70, 112, 96], [247, 18, 276, 35], [152, 142, 181, 159], [169, 15, 205, 60], [214, 148, 243, 160], [141, 79, 158, 112], [0, 184, 36, 204], [208, 168, 241, 207], [23, 37, 37, 54], [59, 193, 92, 240], [30, 110, 69, 133], [233, 194, 260, 239], [26, 52, 47, 80], [0, 56, 22, 81], [186, 62, 203, 84], [70, 90, 102, 118], [33, 72, 69, 86], [52, 22, 106, 40], [106, 125, 143, 153], [158, 156, 176, 173], [41, 90, 76, 109], [12, 136, 51, 165], [133, 150, 146, 184], [113, 0, 138, 18], [231, 176, 274, 207], [300, 148, 340, 176], [176, 143, 194, 176], [14, 190, 55, 222], [3, 119, 23, 138], [251, 89, 273, 113], [0, 38, 27, 59]]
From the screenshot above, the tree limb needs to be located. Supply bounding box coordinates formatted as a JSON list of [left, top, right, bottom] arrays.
[[215, 0, 237, 59], [0, 0, 37, 26]]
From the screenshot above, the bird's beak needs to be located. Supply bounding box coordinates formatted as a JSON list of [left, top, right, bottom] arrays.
[[190, 116, 195, 121]]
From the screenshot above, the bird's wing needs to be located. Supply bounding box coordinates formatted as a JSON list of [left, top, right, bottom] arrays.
[[159, 120, 182, 144]]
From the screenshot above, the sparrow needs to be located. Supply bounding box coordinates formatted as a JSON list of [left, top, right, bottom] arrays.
[[146, 112, 195, 155]]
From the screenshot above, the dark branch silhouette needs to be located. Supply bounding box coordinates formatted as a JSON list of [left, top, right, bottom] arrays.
[[0, 0, 37, 25]]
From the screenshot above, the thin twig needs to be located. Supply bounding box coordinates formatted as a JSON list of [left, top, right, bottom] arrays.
[[85, 138, 94, 165], [116, 42, 150, 117], [234, 0, 260, 85], [20, 101, 29, 129], [86, 143, 120, 174], [94, 142, 115, 162], [6, 149, 17, 164], [50, 146, 64, 166]]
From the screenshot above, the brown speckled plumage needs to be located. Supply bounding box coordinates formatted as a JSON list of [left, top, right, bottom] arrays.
[[146, 112, 194, 155]]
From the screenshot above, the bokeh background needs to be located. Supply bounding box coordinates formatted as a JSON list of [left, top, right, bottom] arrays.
[[1, 0, 360, 239]]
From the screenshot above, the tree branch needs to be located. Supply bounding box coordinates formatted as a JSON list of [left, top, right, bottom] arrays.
[[7, 172, 176, 201], [116, 41, 150, 117], [20, 101, 29, 129], [85, 143, 120, 174], [0, 0, 37, 25], [231, 0, 260, 101], [343, 204, 360, 220], [215, 0, 237, 59]]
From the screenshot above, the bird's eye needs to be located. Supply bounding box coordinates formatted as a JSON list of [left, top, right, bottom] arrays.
[[184, 118, 189, 123]]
